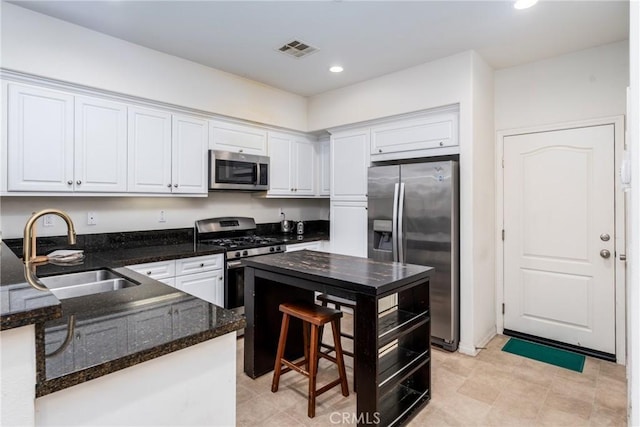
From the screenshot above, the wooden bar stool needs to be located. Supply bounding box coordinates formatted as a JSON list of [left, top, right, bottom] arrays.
[[271, 302, 349, 418]]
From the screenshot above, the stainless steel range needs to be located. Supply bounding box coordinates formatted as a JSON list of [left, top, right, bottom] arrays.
[[195, 217, 284, 309]]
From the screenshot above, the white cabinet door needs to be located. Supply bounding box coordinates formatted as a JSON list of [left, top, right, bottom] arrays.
[[330, 201, 368, 257], [74, 96, 128, 192], [7, 84, 74, 192], [293, 137, 315, 195], [209, 120, 267, 155], [330, 128, 369, 201], [317, 137, 330, 196], [172, 114, 208, 194], [174, 270, 224, 306], [128, 107, 172, 193], [267, 132, 294, 195], [267, 132, 316, 196], [370, 111, 458, 160]]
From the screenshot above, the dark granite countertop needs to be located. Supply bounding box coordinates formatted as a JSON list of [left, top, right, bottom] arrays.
[[0, 231, 244, 397], [244, 250, 433, 296]]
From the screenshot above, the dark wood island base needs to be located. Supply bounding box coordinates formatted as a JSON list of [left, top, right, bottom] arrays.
[[243, 250, 433, 427]]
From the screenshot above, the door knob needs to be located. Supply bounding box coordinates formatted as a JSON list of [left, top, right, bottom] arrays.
[[600, 233, 610, 242], [600, 249, 611, 259]]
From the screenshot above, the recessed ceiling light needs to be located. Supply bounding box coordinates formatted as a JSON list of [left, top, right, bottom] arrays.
[[514, 0, 538, 9], [329, 66, 344, 73]]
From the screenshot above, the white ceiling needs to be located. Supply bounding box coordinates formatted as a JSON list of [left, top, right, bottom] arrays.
[[8, 1, 629, 97]]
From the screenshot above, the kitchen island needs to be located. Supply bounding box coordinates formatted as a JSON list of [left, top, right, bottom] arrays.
[[243, 250, 433, 427]]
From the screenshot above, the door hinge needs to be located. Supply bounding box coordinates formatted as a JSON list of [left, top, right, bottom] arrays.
[[502, 303, 505, 314], [501, 229, 505, 241], [502, 158, 504, 168]]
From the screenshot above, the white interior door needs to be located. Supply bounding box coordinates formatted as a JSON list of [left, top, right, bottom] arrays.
[[503, 124, 616, 355]]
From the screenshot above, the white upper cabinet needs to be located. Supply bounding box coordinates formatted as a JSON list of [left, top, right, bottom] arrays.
[[171, 114, 208, 194], [370, 110, 459, 161], [209, 120, 267, 155], [317, 137, 330, 196], [6, 84, 128, 193], [74, 96, 128, 192], [330, 128, 369, 201], [127, 106, 172, 193], [7, 84, 74, 192], [267, 131, 315, 197]]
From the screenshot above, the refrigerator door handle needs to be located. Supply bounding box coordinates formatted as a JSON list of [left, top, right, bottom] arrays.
[[392, 183, 400, 262], [398, 182, 406, 263]]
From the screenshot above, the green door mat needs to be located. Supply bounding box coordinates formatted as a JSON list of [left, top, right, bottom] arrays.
[[502, 338, 585, 372]]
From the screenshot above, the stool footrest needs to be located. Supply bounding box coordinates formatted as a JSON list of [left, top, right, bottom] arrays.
[[316, 378, 348, 397], [321, 342, 354, 358], [281, 359, 310, 377]]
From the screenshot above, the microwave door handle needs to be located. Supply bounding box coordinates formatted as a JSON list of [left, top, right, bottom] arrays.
[[254, 163, 259, 185]]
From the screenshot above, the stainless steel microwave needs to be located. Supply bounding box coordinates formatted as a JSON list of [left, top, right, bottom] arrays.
[[208, 150, 269, 191]]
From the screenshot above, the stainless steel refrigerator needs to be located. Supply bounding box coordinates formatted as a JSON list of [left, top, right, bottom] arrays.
[[368, 160, 459, 351]]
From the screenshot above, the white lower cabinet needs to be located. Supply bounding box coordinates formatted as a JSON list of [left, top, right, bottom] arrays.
[[125, 254, 224, 306], [330, 201, 368, 257], [174, 270, 224, 308]]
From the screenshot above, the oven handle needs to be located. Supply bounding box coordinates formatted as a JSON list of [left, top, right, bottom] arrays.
[[227, 260, 243, 269]]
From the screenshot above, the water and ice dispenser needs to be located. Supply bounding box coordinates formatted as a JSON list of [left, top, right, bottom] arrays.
[[372, 219, 393, 253]]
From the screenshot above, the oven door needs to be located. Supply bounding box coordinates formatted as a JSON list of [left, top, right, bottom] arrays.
[[225, 259, 245, 309], [209, 150, 269, 191]]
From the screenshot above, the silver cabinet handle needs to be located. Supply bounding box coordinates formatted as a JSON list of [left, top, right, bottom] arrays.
[[378, 149, 382, 153], [439, 141, 444, 147], [600, 233, 610, 242], [76, 180, 81, 185], [167, 183, 172, 188], [200, 263, 204, 267], [620, 254, 627, 261], [67, 180, 73, 185], [174, 184, 178, 188], [239, 149, 243, 153], [600, 249, 611, 259], [146, 271, 152, 275], [219, 276, 223, 280]]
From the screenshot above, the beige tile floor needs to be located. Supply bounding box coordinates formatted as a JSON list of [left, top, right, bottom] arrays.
[[236, 316, 627, 426]]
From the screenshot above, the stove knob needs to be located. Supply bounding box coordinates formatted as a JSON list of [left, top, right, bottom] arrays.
[[242, 250, 248, 256], [269, 247, 275, 252], [235, 252, 241, 258], [276, 246, 281, 251]]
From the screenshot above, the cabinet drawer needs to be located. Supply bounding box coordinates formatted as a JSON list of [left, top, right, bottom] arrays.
[[175, 254, 224, 275], [125, 260, 176, 280]]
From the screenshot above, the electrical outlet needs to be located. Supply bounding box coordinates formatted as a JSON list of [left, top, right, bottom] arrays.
[[43, 214, 54, 227], [159, 210, 167, 223], [87, 212, 97, 226]]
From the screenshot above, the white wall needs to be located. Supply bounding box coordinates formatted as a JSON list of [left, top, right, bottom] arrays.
[[470, 52, 497, 348], [0, 2, 307, 131], [627, 2, 639, 425], [0, 195, 329, 239], [495, 41, 629, 131], [308, 52, 471, 132], [0, 326, 36, 427], [36, 333, 237, 426]]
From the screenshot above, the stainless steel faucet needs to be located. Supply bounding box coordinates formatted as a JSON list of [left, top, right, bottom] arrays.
[[23, 209, 77, 265]]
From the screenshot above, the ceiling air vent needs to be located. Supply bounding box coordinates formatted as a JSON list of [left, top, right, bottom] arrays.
[[276, 39, 319, 59]]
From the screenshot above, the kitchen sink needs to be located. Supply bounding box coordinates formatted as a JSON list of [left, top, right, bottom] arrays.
[[40, 269, 140, 300]]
